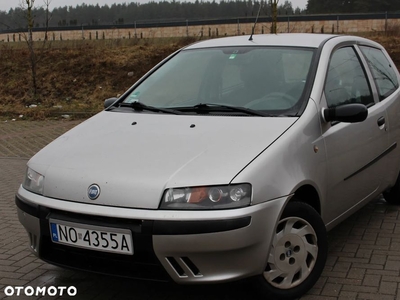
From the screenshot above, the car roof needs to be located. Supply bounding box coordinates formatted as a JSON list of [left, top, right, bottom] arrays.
[[185, 33, 339, 50], [185, 34, 384, 53]]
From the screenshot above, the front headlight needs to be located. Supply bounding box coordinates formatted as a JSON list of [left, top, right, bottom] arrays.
[[160, 183, 251, 210], [23, 167, 44, 195]]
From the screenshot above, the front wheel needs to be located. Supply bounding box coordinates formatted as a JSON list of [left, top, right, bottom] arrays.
[[253, 201, 328, 300]]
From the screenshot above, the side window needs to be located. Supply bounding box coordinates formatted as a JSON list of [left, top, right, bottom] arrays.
[[360, 46, 399, 101], [324, 47, 374, 108]]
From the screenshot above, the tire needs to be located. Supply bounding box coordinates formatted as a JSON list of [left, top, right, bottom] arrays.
[[383, 173, 400, 205], [253, 201, 328, 300]]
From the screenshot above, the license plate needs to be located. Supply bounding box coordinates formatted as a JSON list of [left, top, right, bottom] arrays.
[[49, 219, 133, 255]]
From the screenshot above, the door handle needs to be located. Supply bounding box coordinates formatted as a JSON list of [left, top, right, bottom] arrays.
[[377, 116, 386, 127]]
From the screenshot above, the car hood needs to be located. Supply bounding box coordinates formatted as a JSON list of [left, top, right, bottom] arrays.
[[28, 111, 297, 209]]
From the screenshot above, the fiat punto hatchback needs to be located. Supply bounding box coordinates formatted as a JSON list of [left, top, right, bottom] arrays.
[[16, 34, 400, 299]]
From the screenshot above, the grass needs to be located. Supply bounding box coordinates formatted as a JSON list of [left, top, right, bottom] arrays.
[[0, 34, 399, 120], [0, 36, 198, 120]]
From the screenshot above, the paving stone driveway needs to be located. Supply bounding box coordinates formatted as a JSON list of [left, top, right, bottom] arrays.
[[1, 120, 400, 300]]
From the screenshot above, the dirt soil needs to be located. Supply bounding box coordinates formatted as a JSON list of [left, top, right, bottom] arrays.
[[0, 35, 399, 120]]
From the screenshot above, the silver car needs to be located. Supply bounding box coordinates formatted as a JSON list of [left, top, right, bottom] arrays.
[[16, 34, 400, 299]]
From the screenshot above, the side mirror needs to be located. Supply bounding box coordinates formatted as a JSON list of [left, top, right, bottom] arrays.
[[104, 97, 118, 109], [323, 103, 368, 123]]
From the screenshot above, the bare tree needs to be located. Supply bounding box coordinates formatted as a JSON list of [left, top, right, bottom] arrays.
[[20, 0, 52, 100], [44, 0, 52, 41], [270, 0, 279, 33], [23, 0, 37, 97]]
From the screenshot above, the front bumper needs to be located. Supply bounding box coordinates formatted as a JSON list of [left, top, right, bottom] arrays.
[[16, 186, 288, 284]]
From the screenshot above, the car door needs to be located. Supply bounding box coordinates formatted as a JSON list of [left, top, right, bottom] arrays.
[[321, 45, 390, 224], [359, 45, 400, 189]]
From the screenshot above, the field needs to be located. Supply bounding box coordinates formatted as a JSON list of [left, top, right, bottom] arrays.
[[0, 34, 399, 120]]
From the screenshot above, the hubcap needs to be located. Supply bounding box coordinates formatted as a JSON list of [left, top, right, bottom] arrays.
[[263, 216, 318, 289]]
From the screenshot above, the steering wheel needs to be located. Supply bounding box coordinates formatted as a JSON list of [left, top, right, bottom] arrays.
[[245, 92, 296, 110]]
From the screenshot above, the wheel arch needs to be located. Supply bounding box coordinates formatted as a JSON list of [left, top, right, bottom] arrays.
[[290, 184, 321, 215]]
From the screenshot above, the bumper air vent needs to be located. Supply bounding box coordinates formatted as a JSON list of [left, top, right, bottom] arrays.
[[165, 257, 202, 278]]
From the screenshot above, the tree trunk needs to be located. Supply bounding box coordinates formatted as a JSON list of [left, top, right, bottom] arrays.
[[271, 0, 278, 34]]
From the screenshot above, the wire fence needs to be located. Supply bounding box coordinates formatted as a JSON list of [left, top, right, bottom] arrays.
[[1, 12, 399, 42]]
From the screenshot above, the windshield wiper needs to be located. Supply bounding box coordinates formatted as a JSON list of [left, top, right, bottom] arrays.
[[175, 103, 268, 117], [120, 101, 182, 115]]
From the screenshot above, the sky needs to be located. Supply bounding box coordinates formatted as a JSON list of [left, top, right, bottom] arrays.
[[0, 0, 307, 12]]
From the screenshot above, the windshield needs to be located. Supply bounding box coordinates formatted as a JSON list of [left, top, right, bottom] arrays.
[[122, 46, 315, 116]]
